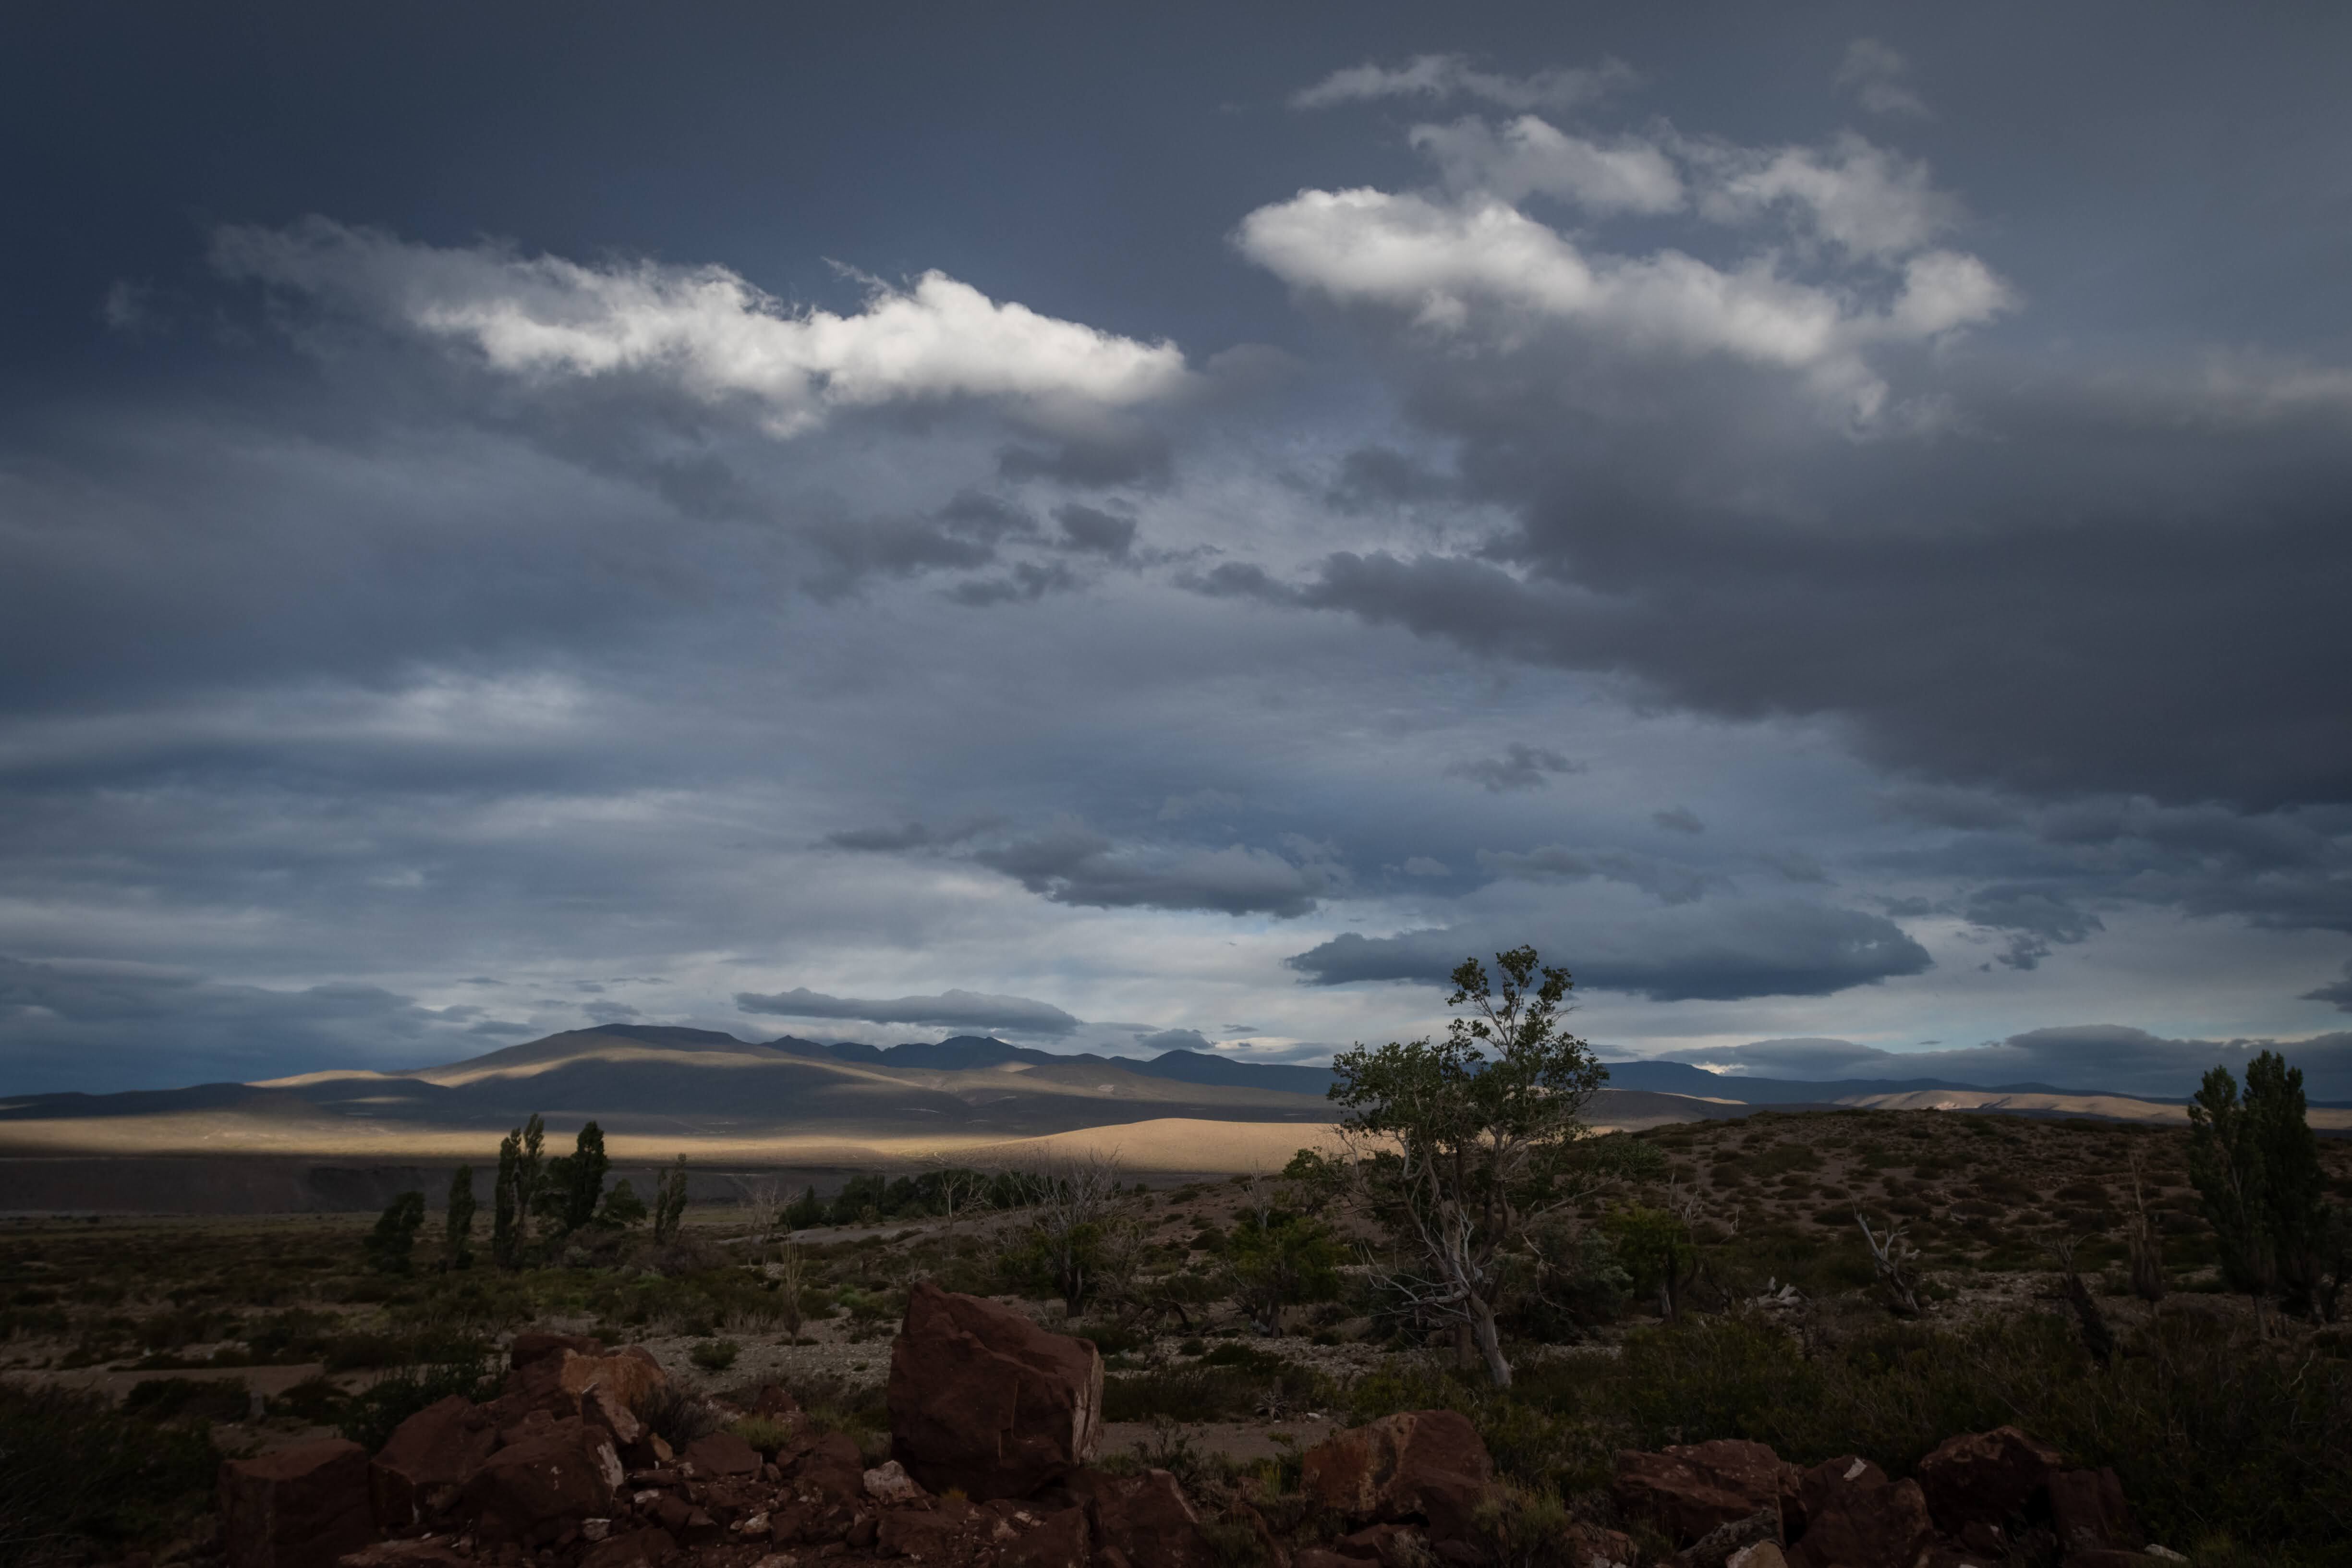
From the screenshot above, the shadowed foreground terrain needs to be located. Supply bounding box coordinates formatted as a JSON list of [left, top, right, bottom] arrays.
[[1, 1106, 2348, 1566]]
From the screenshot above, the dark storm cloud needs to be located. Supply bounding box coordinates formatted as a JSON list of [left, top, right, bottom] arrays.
[[823, 819, 999, 854], [1328, 447, 1459, 513], [0, 954, 499, 1094], [734, 986, 1080, 1037], [1133, 1028, 1214, 1053], [947, 561, 1082, 607], [1661, 1026, 2352, 1102], [1475, 846, 1723, 905], [2303, 962, 2352, 1013], [1652, 807, 1705, 835], [995, 428, 1173, 488], [1286, 899, 1930, 1001], [1054, 505, 1139, 559], [974, 823, 1330, 918], [1446, 743, 1583, 793], [1962, 886, 2105, 972]]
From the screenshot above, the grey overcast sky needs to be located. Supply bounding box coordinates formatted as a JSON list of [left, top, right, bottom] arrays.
[[6, 2, 2352, 1098]]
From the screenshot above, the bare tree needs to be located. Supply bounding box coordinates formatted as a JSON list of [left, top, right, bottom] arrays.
[[2044, 1234, 2116, 1365], [1855, 1209, 1923, 1317], [2126, 1149, 2169, 1305], [1016, 1146, 1128, 1316], [773, 1237, 808, 1340], [919, 1151, 996, 1233]]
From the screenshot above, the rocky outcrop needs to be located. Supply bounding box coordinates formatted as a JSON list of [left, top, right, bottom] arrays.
[[460, 1417, 624, 1545], [221, 1437, 375, 1568], [1912, 1424, 2061, 1537], [1301, 1410, 1496, 1546], [886, 1282, 1104, 1500], [2049, 1466, 2141, 1559], [1084, 1469, 1215, 1568], [1787, 1475, 1932, 1568], [369, 1396, 500, 1528], [1611, 1439, 1796, 1548]]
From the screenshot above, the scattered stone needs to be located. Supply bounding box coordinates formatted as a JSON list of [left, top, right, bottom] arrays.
[[1724, 1547, 1787, 1568], [684, 1430, 764, 1477], [878, 1508, 964, 1560], [887, 1281, 1105, 1499], [1087, 1468, 1215, 1568], [865, 1460, 928, 1504], [1001, 1506, 1091, 1568], [582, 1526, 674, 1568], [1300, 1410, 1497, 1544], [333, 1542, 466, 1568], [220, 1436, 375, 1568]]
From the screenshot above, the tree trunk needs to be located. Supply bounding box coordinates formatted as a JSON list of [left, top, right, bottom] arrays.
[[1467, 1295, 1512, 1388]]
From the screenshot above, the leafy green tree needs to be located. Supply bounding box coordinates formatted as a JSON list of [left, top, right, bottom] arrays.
[[1328, 946, 1623, 1387], [444, 1166, 477, 1270], [1223, 1186, 1343, 1335], [492, 1130, 521, 1268], [597, 1178, 648, 1228], [364, 1191, 426, 1275], [2193, 1050, 2343, 1318], [561, 1122, 610, 1232], [1604, 1205, 1699, 1320], [652, 1155, 691, 1243]]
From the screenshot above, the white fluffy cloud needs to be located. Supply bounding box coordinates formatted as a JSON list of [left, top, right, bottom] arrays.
[[1690, 132, 1958, 259], [1292, 54, 1636, 113], [213, 219, 1191, 437], [1234, 121, 2010, 423], [1410, 116, 1685, 214]]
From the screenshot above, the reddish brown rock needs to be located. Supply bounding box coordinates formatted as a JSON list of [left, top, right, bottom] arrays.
[[370, 1396, 500, 1529], [460, 1417, 623, 1546], [1004, 1506, 1091, 1568], [887, 1281, 1104, 1500], [1331, 1523, 1427, 1568], [2049, 1468, 2139, 1557], [1913, 1426, 2062, 1535], [510, 1331, 603, 1369], [582, 1526, 674, 1568], [1292, 1552, 1358, 1568], [1682, 1506, 1780, 1568], [2063, 1553, 2154, 1568], [684, 1430, 764, 1477], [879, 1507, 966, 1560], [1790, 1455, 1884, 1541], [1789, 1476, 1933, 1568], [753, 1383, 803, 1419], [334, 1543, 466, 1568], [1300, 1410, 1496, 1544], [220, 1437, 375, 1568], [1089, 1470, 1215, 1568], [1610, 1440, 1796, 1549]]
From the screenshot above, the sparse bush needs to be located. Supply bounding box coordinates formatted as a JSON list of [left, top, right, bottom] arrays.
[[338, 1353, 502, 1450], [635, 1378, 720, 1449], [0, 1382, 218, 1563], [729, 1414, 796, 1455], [690, 1337, 740, 1372]]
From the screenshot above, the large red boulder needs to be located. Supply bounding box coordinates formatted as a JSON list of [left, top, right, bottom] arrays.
[[220, 1438, 375, 1568], [1912, 1426, 2061, 1535], [887, 1282, 1103, 1500], [1610, 1440, 1797, 1548], [369, 1396, 500, 1529], [1301, 1410, 1496, 1545], [1789, 1474, 1932, 1568], [2049, 1468, 2140, 1558], [1003, 1506, 1091, 1568], [459, 1416, 623, 1545], [510, 1331, 603, 1369]]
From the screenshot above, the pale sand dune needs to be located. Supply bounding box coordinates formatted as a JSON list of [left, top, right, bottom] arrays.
[[1837, 1088, 2352, 1130], [0, 1109, 1346, 1170]]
